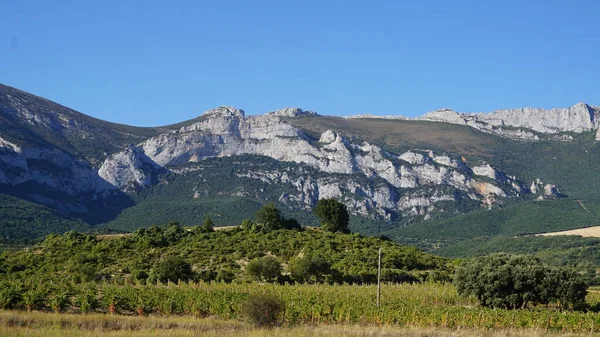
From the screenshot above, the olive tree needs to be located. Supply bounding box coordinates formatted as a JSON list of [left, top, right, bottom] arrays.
[[246, 256, 282, 283], [454, 253, 587, 310]]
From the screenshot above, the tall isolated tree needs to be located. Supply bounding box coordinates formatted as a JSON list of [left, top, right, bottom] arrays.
[[255, 203, 284, 231], [314, 198, 349, 233], [201, 215, 215, 232]]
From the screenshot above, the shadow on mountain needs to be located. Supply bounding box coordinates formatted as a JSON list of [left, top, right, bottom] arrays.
[[0, 181, 136, 226]]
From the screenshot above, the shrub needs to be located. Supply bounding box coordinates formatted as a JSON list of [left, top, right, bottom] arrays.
[[154, 256, 194, 284], [288, 256, 331, 283], [455, 253, 588, 310], [246, 256, 282, 283], [241, 293, 285, 327]]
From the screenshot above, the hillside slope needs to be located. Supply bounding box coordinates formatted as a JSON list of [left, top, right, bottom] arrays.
[[0, 226, 453, 284], [1, 83, 599, 251]]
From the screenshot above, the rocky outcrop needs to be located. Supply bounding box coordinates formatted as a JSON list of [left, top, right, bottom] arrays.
[[537, 184, 566, 200], [98, 145, 161, 192], [0, 136, 115, 195], [100, 107, 532, 220], [347, 102, 600, 141], [267, 108, 318, 117]]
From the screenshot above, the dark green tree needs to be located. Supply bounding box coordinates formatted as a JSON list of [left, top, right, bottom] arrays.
[[541, 267, 588, 310], [255, 203, 284, 231], [314, 198, 349, 233], [154, 256, 194, 284], [201, 215, 215, 232], [245, 256, 282, 282], [455, 254, 588, 310], [288, 256, 331, 283]]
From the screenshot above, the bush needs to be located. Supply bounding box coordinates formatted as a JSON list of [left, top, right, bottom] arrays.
[[246, 256, 282, 283], [154, 256, 194, 284], [288, 256, 331, 283], [455, 254, 588, 310], [241, 294, 285, 327]]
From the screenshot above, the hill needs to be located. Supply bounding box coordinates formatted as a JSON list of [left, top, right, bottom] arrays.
[[0, 225, 453, 285]]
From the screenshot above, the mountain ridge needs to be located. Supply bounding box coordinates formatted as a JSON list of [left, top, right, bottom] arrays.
[[0, 83, 597, 245]]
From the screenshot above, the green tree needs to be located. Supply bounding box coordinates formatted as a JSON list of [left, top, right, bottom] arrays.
[[455, 254, 588, 310], [288, 256, 331, 283], [255, 203, 284, 231], [201, 215, 215, 232], [246, 256, 282, 282], [154, 256, 194, 284], [314, 198, 349, 233], [541, 267, 588, 310]]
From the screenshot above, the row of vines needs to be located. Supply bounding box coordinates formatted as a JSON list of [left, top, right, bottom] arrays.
[[1, 281, 600, 333]]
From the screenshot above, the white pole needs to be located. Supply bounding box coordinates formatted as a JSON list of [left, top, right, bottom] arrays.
[[377, 247, 382, 307]]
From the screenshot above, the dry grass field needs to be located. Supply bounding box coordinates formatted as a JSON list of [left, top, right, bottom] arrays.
[[537, 226, 600, 238], [0, 310, 599, 337]]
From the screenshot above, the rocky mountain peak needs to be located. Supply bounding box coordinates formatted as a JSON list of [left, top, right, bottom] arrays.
[[201, 106, 245, 118], [418, 108, 466, 125], [267, 108, 319, 117]]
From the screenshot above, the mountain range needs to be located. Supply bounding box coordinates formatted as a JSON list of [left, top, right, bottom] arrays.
[[1, 83, 599, 252]]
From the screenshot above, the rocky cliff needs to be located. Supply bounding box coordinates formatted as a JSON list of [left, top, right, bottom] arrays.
[[347, 102, 600, 141], [0, 83, 591, 236], [98, 106, 548, 221]]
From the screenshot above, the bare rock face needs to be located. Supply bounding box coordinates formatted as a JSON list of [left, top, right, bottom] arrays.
[[419, 103, 600, 140], [0, 136, 114, 195], [419, 108, 467, 125], [98, 145, 161, 192], [347, 102, 600, 141], [99, 107, 533, 220], [537, 184, 566, 200], [267, 108, 318, 117], [479, 102, 597, 134]]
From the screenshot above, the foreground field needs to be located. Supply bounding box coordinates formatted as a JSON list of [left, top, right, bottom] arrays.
[[1, 283, 600, 334], [1, 310, 600, 337]]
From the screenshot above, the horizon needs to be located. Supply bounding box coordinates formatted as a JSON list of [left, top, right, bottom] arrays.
[[2, 82, 598, 128], [2, 1, 599, 126]]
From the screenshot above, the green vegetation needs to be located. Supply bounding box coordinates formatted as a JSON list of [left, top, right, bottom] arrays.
[[0, 223, 451, 285], [0, 282, 598, 333], [314, 198, 350, 233], [245, 256, 283, 283], [0, 193, 89, 244], [455, 254, 587, 310], [385, 199, 600, 250], [288, 256, 332, 283], [435, 235, 600, 285], [241, 294, 285, 327], [255, 203, 285, 231]]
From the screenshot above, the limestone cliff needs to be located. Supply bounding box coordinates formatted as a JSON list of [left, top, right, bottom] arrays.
[[99, 106, 530, 221]]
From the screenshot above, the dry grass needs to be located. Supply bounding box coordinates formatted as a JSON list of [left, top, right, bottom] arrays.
[[290, 116, 498, 159], [0, 311, 599, 337], [537, 226, 600, 238], [95, 234, 131, 240]]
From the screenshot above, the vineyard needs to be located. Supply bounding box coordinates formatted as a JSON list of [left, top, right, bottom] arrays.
[[1, 281, 600, 333]]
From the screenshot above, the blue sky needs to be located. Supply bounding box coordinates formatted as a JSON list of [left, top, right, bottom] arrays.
[[1, 0, 599, 126]]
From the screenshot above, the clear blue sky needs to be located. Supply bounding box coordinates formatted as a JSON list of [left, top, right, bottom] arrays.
[[1, 0, 599, 126]]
